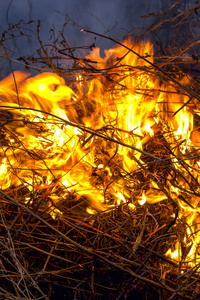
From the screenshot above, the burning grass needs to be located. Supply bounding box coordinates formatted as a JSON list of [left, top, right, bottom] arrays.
[[0, 15, 200, 300]]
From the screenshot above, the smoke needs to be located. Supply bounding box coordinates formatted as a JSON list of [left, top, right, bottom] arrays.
[[0, 0, 199, 77], [2, 0, 159, 42]]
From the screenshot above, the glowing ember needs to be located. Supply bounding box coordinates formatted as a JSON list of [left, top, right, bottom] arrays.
[[0, 40, 200, 266]]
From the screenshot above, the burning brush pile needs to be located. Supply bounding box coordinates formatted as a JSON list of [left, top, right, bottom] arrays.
[[0, 37, 200, 299]]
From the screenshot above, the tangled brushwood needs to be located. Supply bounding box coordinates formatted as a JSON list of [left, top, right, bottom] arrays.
[[0, 3, 200, 300]]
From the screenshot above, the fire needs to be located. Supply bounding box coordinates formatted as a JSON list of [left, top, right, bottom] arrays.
[[0, 40, 200, 267]]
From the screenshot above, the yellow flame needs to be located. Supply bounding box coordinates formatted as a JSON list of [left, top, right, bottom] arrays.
[[138, 192, 146, 205], [0, 39, 199, 267]]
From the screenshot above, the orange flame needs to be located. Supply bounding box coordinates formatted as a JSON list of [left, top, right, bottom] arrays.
[[0, 40, 200, 266]]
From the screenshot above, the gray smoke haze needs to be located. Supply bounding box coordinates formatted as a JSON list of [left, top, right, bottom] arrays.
[[0, 0, 199, 77]]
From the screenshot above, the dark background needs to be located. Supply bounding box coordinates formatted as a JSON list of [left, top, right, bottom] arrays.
[[0, 0, 198, 77]]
